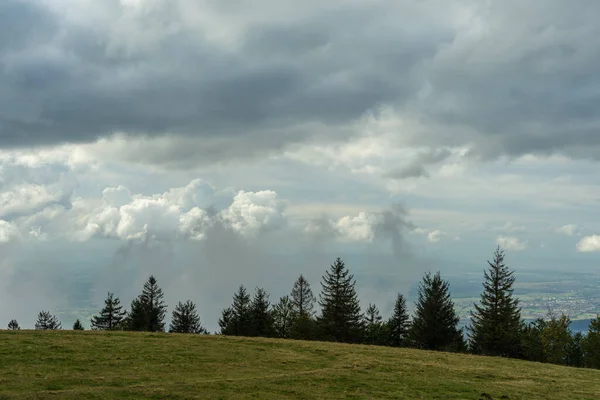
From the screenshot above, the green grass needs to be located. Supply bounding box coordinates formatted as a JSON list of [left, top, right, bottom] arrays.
[[1, 331, 600, 399]]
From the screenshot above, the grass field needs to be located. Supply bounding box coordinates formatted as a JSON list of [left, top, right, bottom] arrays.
[[1, 331, 600, 399]]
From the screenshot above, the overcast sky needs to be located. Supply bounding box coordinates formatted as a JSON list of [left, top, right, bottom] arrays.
[[2, 0, 600, 330]]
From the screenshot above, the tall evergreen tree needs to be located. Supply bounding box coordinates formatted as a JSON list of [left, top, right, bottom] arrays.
[[125, 275, 167, 332], [469, 247, 522, 357], [219, 285, 254, 336], [318, 257, 364, 343], [91, 292, 127, 331], [169, 300, 207, 334], [272, 295, 296, 339], [388, 293, 410, 347], [363, 303, 385, 345], [232, 285, 253, 336], [35, 311, 62, 330], [409, 271, 462, 351], [7, 319, 20, 330], [73, 319, 84, 330], [291, 275, 316, 317], [251, 287, 274, 337]]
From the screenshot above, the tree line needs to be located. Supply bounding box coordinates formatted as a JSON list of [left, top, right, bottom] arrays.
[[5, 248, 600, 369]]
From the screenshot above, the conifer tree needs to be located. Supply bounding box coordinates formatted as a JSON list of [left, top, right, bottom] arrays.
[[218, 307, 234, 335], [567, 331, 584, 368], [291, 275, 316, 317], [125, 275, 167, 332], [7, 319, 20, 330], [251, 287, 274, 337], [272, 295, 296, 339], [521, 318, 546, 362], [540, 312, 572, 365], [91, 292, 127, 331], [363, 303, 385, 345], [318, 257, 364, 343], [220, 285, 254, 336], [582, 315, 600, 368], [289, 313, 319, 340], [409, 271, 462, 351], [73, 319, 84, 330], [232, 285, 253, 336], [169, 300, 207, 334], [388, 293, 410, 347], [35, 311, 62, 330], [469, 247, 522, 357]]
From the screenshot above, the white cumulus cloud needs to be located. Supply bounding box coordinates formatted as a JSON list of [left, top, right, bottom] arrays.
[[496, 236, 527, 251], [576, 235, 600, 252], [220, 190, 287, 237]]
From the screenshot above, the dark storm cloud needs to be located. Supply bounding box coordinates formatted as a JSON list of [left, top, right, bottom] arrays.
[[0, 0, 437, 151], [2, 0, 600, 161]]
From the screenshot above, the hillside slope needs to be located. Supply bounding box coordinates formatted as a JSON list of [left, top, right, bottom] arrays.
[[1, 331, 599, 399]]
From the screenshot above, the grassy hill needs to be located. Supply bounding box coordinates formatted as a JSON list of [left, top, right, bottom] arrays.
[[1, 331, 599, 399]]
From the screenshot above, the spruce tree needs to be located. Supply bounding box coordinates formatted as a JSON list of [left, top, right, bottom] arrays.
[[91, 292, 127, 331], [582, 315, 600, 368], [35, 311, 62, 330], [388, 293, 410, 347], [73, 319, 84, 330], [363, 303, 385, 345], [169, 300, 207, 334], [7, 319, 20, 330], [409, 271, 462, 351], [230, 285, 253, 336], [318, 257, 364, 343], [218, 307, 234, 335], [291, 275, 316, 317], [251, 287, 274, 337], [272, 295, 296, 339], [125, 275, 167, 332], [469, 247, 522, 357]]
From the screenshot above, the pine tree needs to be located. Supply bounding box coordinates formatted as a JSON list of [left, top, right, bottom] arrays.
[[125, 275, 167, 332], [251, 287, 274, 337], [73, 319, 84, 330], [35, 311, 62, 330], [91, 292, 127, 331], [272, 295, 296, 339], [469, 247, 522, 357], [363, 303, 385, 345], [7, 319, 20, 330], [409, 271, 462, 351], [388, 293, 410, 347], [291, 275, 316, 317], [169, 300, 207, 334], [318, 257, 364, 343]]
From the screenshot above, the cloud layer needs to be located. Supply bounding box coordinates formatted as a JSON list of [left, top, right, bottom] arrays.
[[3, 0, 600, 166]]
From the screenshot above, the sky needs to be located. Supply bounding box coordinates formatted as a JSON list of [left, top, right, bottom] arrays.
[[2, 0, 600, 330]]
